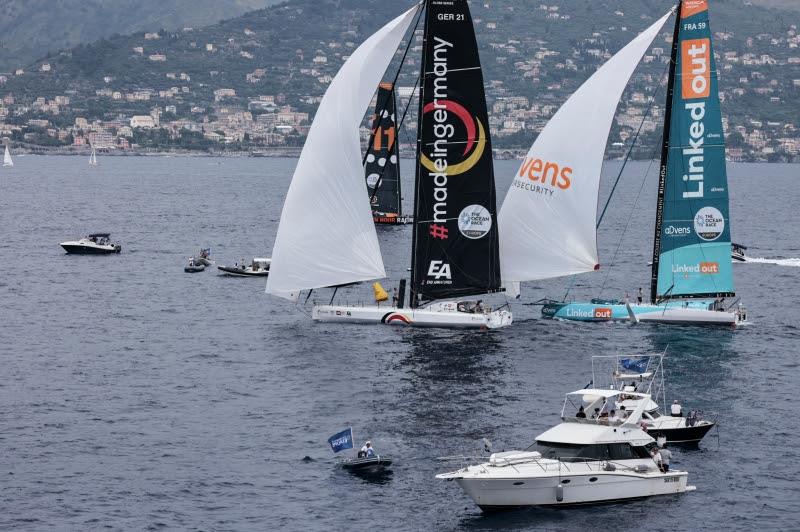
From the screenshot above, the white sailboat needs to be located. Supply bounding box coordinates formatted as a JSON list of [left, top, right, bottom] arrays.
[[266, 1, 512, 329], [89, 146, 98, 166], [3, 145, 13, 167]]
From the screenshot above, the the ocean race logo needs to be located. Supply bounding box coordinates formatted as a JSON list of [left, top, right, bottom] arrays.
[[515, 156, 572, 197], [457, 204, 492, 239], [420, 36, 486, 235], [694, 206, 725, 241], [680, 37, 711, 200]]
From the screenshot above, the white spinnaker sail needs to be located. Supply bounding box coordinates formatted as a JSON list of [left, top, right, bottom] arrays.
[[266, 6, 419, 300], [498, 12, 671, 286], [3, 145, 12, 167]]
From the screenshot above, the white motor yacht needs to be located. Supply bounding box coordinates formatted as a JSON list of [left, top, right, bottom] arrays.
[[437, 391, 694, 511], [60, 233, 121, 254], [593, 354, 717, 445]]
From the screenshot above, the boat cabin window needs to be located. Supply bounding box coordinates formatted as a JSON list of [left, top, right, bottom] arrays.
[[456, 301, 485, 314], [526, 441, 653, 461]]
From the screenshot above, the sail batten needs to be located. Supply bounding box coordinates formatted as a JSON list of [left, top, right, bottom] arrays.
[[266, 6, 420, 300], [498, 12, 671, 286], [651, 0, 735, 302], [410, 0, 501, 307]]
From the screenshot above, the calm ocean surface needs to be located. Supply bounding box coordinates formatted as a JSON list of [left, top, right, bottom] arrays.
[[1, 155, 798, 531]]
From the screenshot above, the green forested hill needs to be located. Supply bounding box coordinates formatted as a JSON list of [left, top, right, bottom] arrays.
[[1, 0, 798, 158], [0, 0, 282, 70]]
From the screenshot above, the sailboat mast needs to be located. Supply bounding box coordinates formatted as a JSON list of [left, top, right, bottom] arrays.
[[649, 3, 682, 304], [393, 91, 403, 219], [409, 0, 430, 309]]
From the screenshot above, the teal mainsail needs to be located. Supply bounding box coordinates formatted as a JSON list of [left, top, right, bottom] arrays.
[[650, 0, 734, 302]]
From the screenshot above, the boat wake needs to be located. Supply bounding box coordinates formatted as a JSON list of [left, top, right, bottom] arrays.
[[742, 257, 800, 267]]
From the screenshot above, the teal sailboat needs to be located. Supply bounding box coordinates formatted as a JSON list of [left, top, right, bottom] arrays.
[[542, 0, 746, 326]]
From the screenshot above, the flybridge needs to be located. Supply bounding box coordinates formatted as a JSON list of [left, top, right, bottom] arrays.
[[430, 37, 453, 224]]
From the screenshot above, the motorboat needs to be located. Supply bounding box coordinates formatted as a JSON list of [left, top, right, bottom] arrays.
[[327, 428, 392, 477], [184, 257, 205, 273], [592, 354, 716, 445], [60, 233, 121, 254], [732, 243, 747, 262], [218, 257, 270, 277], [437, 391, 694, 511], [340, 455, 393, 474], [313, 300, 512, 329], [194, 248, 213, 266]]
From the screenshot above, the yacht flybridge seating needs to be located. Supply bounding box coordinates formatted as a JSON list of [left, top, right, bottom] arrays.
[[60, 233, 121, 254], [437, 392, 695, 510], [266, 0, 511, 329]]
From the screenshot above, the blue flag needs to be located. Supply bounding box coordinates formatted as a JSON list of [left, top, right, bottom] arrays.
[[328, 428, 354, 454], [620, 357, 649, 374]]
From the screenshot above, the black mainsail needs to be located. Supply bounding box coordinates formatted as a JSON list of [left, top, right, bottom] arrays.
[[365, 83, 405, 224], [410, 0, 501, 308]]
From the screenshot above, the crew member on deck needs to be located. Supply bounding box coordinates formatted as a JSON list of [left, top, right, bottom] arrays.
[[671, 400, 682, 417], [360, 441, 375, 457], [637, 287, 644, 304]]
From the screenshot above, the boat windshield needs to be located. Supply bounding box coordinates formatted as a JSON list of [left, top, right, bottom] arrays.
[[525, 441, 656, 462]]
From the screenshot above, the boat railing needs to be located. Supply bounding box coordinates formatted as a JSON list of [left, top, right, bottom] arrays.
[[562, 416, 625, 427]]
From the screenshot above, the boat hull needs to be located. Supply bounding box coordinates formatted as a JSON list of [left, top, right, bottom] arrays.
[[542, 301, 740, 326], [646, 420, 715, 445], [217, 266, 269, 277], [341, 456, 393, 472], [451, 470, 690, 510], [312, 303, 512, 329], [60, 243, 121, 254]]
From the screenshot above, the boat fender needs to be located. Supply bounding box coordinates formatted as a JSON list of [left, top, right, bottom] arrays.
[[556, 484, 564, 502], [603, 462, 616, 472]]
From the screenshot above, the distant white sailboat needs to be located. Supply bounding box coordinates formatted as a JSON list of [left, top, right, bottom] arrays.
[[89, 146, 98, 166], [3, 145, 13, 167]]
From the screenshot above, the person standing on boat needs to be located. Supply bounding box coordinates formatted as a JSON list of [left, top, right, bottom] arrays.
[[651, 447, 662, 471], [637, 287, 643, 304], [360, 441, 375, 457], [659, 444, 672, 472], [671, 400, 682, 417]]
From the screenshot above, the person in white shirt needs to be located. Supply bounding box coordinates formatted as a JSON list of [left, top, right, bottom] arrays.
[[360, 441, 375, 458], [671, 400, 682, 417], [659, 444, 672, 472], [651, 448, 662, 471], [608, 410, 620, 423]]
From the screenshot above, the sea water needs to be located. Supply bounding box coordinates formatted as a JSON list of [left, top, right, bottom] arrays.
[[1, 156, 798, 530]]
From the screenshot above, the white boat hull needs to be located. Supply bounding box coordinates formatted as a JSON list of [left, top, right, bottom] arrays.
[[450, 469, 690, 510], [312, 301, 512, 329]]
